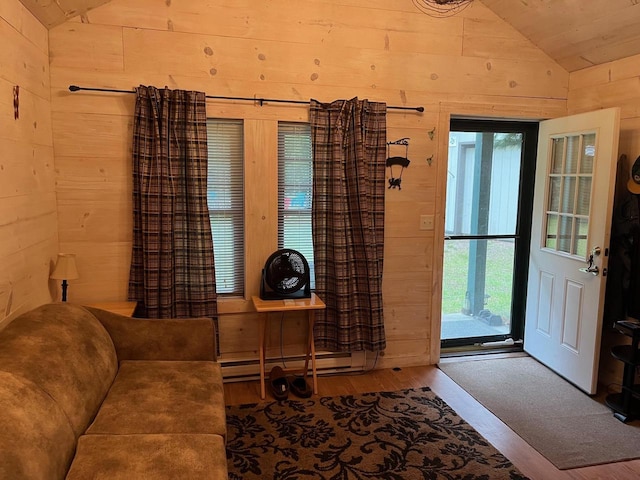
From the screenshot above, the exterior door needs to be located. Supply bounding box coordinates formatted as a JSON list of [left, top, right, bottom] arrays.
[[525, 108, 620, 394], [442, 120, 538, 348]]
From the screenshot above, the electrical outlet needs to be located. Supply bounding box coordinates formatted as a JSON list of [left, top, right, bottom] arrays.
[[420, 215, 434, 231]]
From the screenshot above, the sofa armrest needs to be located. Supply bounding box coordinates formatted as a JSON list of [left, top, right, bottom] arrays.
[[84, 307, 217, 361]]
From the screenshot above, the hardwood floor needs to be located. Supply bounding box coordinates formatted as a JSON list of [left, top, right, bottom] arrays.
[[224, 364, 640, 480]]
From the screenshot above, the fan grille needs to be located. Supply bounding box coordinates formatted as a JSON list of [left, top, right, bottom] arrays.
[[266, 251, 306, 293], [261, 249, 311, 299]]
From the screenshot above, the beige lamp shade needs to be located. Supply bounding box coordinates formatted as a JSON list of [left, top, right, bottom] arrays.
[[50, 253, 79, 280]]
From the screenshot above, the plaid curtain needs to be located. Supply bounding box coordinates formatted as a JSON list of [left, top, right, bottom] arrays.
[[128, 85, 217, 320], [310, 98, 387, 352]]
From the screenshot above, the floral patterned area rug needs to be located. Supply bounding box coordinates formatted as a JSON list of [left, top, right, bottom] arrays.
[[225, 387, 529, 479]]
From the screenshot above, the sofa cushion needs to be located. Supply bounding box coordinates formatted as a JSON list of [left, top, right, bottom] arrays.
[[0, 371, 77, 480], [87, 360, 226, 436], [0, 303, 118, 436], [66, 434, 228, 480]]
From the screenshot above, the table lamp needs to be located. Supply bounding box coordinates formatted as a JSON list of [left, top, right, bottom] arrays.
[[50, 253, 79, 302]]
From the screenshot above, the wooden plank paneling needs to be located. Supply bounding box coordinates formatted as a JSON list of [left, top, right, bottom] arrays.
[[22, 0, 640, 73], [0, 78, 53, 146], [0, 193, 57, 259], [0, 140, 55, 198], [244, 119, 278, 298], [0, 16, 50, 100], [85, 0, 466, 57], [19, 0, 110, 28], [383, 271, 431, 305], [56, 191, 131, 243], [51, 111, 131, 158], [49, 23, 124, 71], [375, 338, 429, 368], [119, 26, 566, 99], [54, 155, 130, 188], [570, 52, 640, 91], [568, 77, 640, 119], [480, 0, 640, 72], [462, 17, 553, 62], [0, 0, 57, 327], [48, 0, 570, 367], [0, 0, 47, 53]]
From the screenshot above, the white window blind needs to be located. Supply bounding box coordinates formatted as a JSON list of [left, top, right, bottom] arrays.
[[206, 119, 244, 296], [277, 122, 315, 288]]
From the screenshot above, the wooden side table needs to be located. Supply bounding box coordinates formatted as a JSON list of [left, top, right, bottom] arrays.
[[84, 301, 137, 317], [251, 293, 326, 400]]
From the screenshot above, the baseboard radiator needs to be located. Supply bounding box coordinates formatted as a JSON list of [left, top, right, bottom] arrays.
[[220, 351, 367, 383]]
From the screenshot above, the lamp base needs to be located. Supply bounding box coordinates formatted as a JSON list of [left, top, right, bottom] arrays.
[[61, 279, 69, 302]]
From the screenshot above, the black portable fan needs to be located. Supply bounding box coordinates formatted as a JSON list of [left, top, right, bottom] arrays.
[[260, 249, 311, 300]]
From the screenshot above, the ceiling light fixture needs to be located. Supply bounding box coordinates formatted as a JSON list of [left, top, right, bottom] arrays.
[[412, 0, 474, 17]]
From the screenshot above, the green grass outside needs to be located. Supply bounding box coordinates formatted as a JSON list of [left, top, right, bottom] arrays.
[[442, 239, 515, 322]]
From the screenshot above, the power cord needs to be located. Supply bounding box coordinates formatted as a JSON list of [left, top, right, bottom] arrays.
[[277, 314, 382, 378], [279, 312, 288, 369]]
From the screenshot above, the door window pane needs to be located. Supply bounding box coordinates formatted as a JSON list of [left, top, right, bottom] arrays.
[[544, 132, 596, 257], [574, 218, 589, 258], [445, 132, 521, 236], [577, 177, 592, 216], [441, 239, 513, 340], [560, 176, 576, 214], [545, 214, 558, 250], [558, 215, 573, 253], [565, 136, 580, 174], [580, 133, 596, 174], [548, 177, 561, 212], [551, 138, 564, 174]]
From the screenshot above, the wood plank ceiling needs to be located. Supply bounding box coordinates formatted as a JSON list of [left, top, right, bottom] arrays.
[[18, 0, 108, 28], [18, 0, 640, 73], [479, 0, 640, 72]]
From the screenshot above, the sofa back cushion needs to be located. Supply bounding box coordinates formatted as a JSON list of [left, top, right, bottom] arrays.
[[0, 303, 118, 435], [0, 371, 77, 480]]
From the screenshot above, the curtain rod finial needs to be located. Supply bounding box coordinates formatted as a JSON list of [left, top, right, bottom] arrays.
[[69, 85, 80, 92]]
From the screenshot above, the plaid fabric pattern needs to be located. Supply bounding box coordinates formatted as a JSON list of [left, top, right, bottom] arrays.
[[310, 98, 387, 352], [128, 85, 218, 321]]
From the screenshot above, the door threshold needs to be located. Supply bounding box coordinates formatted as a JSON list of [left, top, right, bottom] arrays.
[[440, 340, 524, 359]]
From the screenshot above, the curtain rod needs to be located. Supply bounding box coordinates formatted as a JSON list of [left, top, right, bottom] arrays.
[[68, 85, 424, 113]]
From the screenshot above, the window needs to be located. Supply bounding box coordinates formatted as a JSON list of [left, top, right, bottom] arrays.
[[206, 119, 244, 295], [544, 133, 595, 258], [277, 122, 315, 288]]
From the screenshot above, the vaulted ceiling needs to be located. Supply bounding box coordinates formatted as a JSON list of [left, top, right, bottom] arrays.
[[18, 0, 640, 73], [19, 0, 107, 29], [479, 0, 640, 72]]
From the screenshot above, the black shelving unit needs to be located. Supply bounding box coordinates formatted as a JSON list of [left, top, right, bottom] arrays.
[[605, 320, 640, 422]]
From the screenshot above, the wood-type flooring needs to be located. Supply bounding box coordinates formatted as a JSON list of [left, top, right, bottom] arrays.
[[224, 362, 640, 480]]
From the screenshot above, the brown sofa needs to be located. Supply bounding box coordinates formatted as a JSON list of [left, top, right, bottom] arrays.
[[0, 303, 228, 479]]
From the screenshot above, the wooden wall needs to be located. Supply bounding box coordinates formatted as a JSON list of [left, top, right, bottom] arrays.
[[48, 0, 568, 368], [0, 0, 57, 328], [568, 56, 640, 387]]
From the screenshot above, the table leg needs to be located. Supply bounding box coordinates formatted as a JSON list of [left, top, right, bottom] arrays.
[[308, 310, 318, 395], [259, 314, 267, 400]]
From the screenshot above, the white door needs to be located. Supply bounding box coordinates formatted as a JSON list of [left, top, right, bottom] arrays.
[[524, 108, 620, 394]]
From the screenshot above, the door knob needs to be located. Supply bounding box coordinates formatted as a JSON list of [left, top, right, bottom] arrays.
[[579, 265, 599, 276]]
